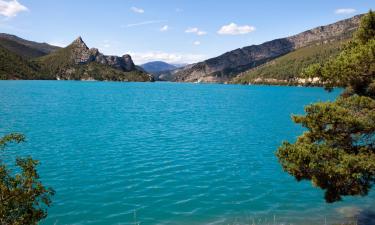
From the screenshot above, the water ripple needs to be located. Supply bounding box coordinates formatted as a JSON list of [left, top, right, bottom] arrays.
[[0, 81, 373, 225]]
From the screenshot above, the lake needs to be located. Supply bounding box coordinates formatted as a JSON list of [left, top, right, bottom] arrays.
[[0, 81, 374, 225]]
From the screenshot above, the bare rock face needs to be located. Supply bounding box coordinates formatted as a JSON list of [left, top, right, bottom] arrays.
[[121, 54, 136, 71], [68, 37, 135, 72], [70, 36, 93, 64], [287, 14, 361, 48], [173, 14, 363, 83], [102, 54, 135, 71]]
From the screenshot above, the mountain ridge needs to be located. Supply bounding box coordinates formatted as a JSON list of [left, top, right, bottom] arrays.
[[172, 14, 363, 83], [0, 33, 60, 59]]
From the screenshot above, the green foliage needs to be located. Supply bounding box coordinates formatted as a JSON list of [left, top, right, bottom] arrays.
[[35, 44, 77, 74], [304, 38, 375, 96], [277, 11, 375, 202], [277, 96, 375, 202], [356, 10, 375, 44], [0, 46, 44, 80], [0, 38, 46, 59], [233, 39, 348, 84], [0, 133, 25, 149], [0, 134, 54, 225]]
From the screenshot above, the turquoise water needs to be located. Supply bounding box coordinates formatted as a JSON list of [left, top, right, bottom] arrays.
[[0, 81, 374, 225]]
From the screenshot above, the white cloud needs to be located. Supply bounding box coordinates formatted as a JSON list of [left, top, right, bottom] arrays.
[[125, 20, 166, 28], [160, 25, 168, 32], [131, 6, 144, 14], [127, 51, 206, 64], [185, 27, 198, 33], [193, 41, 200, 45], [0, 0, 27, 17], [197, 31, 207, 36], [218, 23, 255, 35], [185, 27, 207, 36], [335, 8, 357, 15]]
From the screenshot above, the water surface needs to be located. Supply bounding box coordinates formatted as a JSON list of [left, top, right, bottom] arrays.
[[0, 81, 373, 225]]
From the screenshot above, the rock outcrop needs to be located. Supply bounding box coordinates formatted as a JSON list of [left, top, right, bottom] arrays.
[[69, 37, 136, 72], [172, 14, 362, 83]]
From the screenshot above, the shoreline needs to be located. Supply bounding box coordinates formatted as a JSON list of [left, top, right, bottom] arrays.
[[0, 78, 325, 87]]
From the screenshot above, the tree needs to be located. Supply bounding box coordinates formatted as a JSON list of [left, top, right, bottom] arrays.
[[276, 11, 375, 203], [0, 133, 55, 225]]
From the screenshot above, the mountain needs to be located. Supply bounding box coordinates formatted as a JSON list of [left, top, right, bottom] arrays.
[[171, 63, 188, 68], [172, 14, 362, 83], [0, 33, 60, 59], [0, 34, 153, 82], [140, 61, 178, 73], [36, 37, 153, 81], [140, 61, 190, 81]]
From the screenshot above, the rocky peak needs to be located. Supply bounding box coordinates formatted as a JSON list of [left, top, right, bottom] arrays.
[[67, 36, 136, 71], [71, 36, 89, 49], [69, 36, 92, 64]]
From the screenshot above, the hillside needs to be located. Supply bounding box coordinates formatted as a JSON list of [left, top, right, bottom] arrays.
[[232, 39, 348, 84], [36, 37, 153, 81], [0, 33, 60, 59], [172, 14, 362, 83], [0, 45, 45, 80]]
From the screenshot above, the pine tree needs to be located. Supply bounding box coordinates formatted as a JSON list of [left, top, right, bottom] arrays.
[[277, 11, 375, 203], [0, 133, 55, 224]]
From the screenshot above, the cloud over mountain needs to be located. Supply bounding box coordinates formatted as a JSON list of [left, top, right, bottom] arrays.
[[218, 23, 255, 35], [335, 8, 357, 15]]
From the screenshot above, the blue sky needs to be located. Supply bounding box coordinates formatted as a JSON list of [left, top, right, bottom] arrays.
[[0, 0, 374, 64]]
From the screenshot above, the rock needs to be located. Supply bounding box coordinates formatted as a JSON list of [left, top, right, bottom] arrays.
[[68, 37, 136, 72]]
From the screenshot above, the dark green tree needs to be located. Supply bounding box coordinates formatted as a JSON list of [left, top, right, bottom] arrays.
[[277, 11, 375, 203], [0, 133, 55, 225]]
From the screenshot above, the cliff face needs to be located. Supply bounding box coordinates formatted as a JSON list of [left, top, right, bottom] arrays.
[[173, 14, 362, 83], [69, 37, 136, 72], [286, 15, 361, 49]]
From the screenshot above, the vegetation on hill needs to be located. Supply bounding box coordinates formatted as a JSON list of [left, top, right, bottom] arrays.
[[0, 33, 60, 58], [232, 39, 349, 84], [39, 61, 152, 81], [0, 38, 48, 59], [0, 45, 43, 80], [276, 11, 375, 203], [0, 133, 54, 225]]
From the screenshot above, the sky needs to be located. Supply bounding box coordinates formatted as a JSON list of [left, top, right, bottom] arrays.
[[0, 0, 374, 65]]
